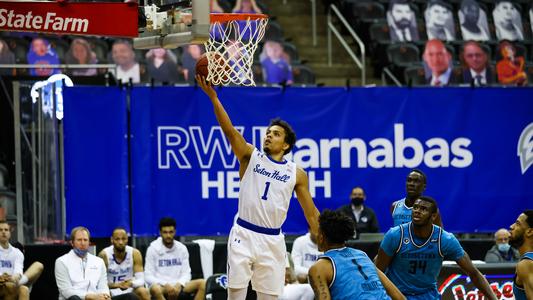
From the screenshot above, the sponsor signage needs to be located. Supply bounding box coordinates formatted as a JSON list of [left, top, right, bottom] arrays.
[[0, 1, 138, 37]]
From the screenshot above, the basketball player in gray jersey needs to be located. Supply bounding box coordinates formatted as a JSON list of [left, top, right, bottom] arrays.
[[197, 76, 320, 300]]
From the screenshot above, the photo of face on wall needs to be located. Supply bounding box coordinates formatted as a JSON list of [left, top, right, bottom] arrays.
[[425, 0, 456, 41], [387, 0, 420, 42], [493, 0, 524, 41], [458, 0, 491, 41]]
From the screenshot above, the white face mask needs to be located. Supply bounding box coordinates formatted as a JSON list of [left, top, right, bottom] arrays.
[[497, 243, 511, 252]]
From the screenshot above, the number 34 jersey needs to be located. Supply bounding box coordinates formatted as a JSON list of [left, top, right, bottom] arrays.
[[238, 148, 297, 229], [380, 223, 464, 296]]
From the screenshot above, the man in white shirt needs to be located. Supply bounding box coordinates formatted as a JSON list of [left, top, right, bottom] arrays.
[[98, 228, 150, 300], [55, 226, 138, 300], [110, 40, 140, 84], [144, 217, 205, 300], [0, 221, 43, 300], [290, 230, 322, 284], [461, 41, 495, 86]]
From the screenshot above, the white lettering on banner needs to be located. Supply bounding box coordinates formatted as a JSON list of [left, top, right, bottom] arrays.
[[158, 123, 473, 169], [0, 9, 88, 33], [158, 123, 473, 199]]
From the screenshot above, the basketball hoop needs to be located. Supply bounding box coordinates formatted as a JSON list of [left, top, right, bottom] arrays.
[[205, 13, 268, 86]]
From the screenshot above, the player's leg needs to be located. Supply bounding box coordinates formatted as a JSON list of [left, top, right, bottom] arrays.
[[227, 287, 248, 300], [133, 286, 150, 300], [149, 284, 165, 300], [17, 285, 30, 300], [182, 279, 206, 300], [250, 235, 286, 298], [226, 226, 253, 295], [256, 291, 278, 300], [21, 261, 44, 285]]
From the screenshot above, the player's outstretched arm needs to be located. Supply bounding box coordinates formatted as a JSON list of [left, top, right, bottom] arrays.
[[294, 167, 320, 238], [456, 252, 497, 300], [376, 268, 405, 300], [196, 75, 253, 162], [308, 260, 332, 300], [516, 259, 533, 298]]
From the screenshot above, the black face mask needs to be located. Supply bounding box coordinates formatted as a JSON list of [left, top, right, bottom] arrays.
[[351, 198, 364, 206]]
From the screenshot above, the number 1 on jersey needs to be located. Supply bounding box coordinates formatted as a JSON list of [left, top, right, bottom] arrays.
[[261, 182, 271, 200]]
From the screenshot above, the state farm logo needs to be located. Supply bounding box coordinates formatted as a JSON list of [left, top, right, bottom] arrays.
[[517, 122, 533, 174]]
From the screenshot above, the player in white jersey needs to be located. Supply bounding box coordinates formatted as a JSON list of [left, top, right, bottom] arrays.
[[145, 217, 205, 300], [197, 76, 320, 300], [291, 229, 322, 283], [98, 227, 150, 300], [0, 221, 43, 300]]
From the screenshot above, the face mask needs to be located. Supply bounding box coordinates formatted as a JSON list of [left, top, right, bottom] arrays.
[[73, 247, 89, 257], [497, 243, 510, 253], [351, 198, 364, 206]]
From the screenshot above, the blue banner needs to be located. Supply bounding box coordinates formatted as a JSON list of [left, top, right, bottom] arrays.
[[62, 86, 533, 237], [63, 87, 129, 237], [128, 87, 533, 236]]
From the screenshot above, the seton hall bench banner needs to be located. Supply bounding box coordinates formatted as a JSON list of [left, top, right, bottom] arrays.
[[63, 87, 533, 237]]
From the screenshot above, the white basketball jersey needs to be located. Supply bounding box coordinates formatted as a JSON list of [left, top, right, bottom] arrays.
[[238, 148, 297, 228], [103, 245, 134, 284]]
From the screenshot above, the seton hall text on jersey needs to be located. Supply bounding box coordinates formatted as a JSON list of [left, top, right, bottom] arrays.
[[108, 267, 132, 275], [253, 164, 291, 183], [158, 258, 181, 267]]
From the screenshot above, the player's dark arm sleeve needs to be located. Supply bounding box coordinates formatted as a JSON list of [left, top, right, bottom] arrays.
[[456, 253, 497, 300]]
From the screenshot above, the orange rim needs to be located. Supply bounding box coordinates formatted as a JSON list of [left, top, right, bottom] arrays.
[[210, 13, 268, 23]]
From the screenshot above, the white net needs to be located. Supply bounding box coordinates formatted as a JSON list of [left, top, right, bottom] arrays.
[[204, 14, 268, 86]]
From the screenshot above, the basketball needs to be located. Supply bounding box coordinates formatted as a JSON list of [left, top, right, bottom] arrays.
[[195, 52, 230, 83], [195, 53, 210, 78]]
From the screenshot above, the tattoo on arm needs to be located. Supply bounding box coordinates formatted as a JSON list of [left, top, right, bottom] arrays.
[[309, 273, 330, 300]]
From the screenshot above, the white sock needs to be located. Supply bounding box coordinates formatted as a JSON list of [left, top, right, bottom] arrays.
[[19, 275, 29, 285]]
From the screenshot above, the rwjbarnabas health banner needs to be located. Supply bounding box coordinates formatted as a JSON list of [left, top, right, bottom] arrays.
[[63, 87, 533, 237]]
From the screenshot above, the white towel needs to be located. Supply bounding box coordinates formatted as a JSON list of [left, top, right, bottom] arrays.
[[193, 239, 216, 279]]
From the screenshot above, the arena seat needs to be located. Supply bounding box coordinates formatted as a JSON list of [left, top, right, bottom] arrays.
[[293, 64, 316, 85], [404, 64, 426, 86]]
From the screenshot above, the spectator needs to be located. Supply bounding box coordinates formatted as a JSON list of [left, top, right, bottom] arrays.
[[458, 0, 490, 41], [55, 226, 138, 300], [146, 48, 180, 84], [461, 40, 495, 86], [496, 41, 527, 86], [290, 228, 322, 283], [387, 0, 419, 42], [260, 40, 293, 85], [423, 39, 457, 86], [27, 37, 60, 76], [145, 217, 205, 300], [337, 187, 379, 238], [65, 38, 98, 76], [181, 44, 204, 83], [0, 221, 44, 300], [485, 228, 520, 263], [493, 1, 523, 41], [232, 0, 262, 14], [110, 40, 140, 84], [98, 227, 150, 300], [0, 39, 15, 75], [279, 254, 314, 300], [425, 0, 456, 41]]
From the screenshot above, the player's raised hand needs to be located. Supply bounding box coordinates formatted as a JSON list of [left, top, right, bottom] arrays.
[[196, 75, 217, 101]]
